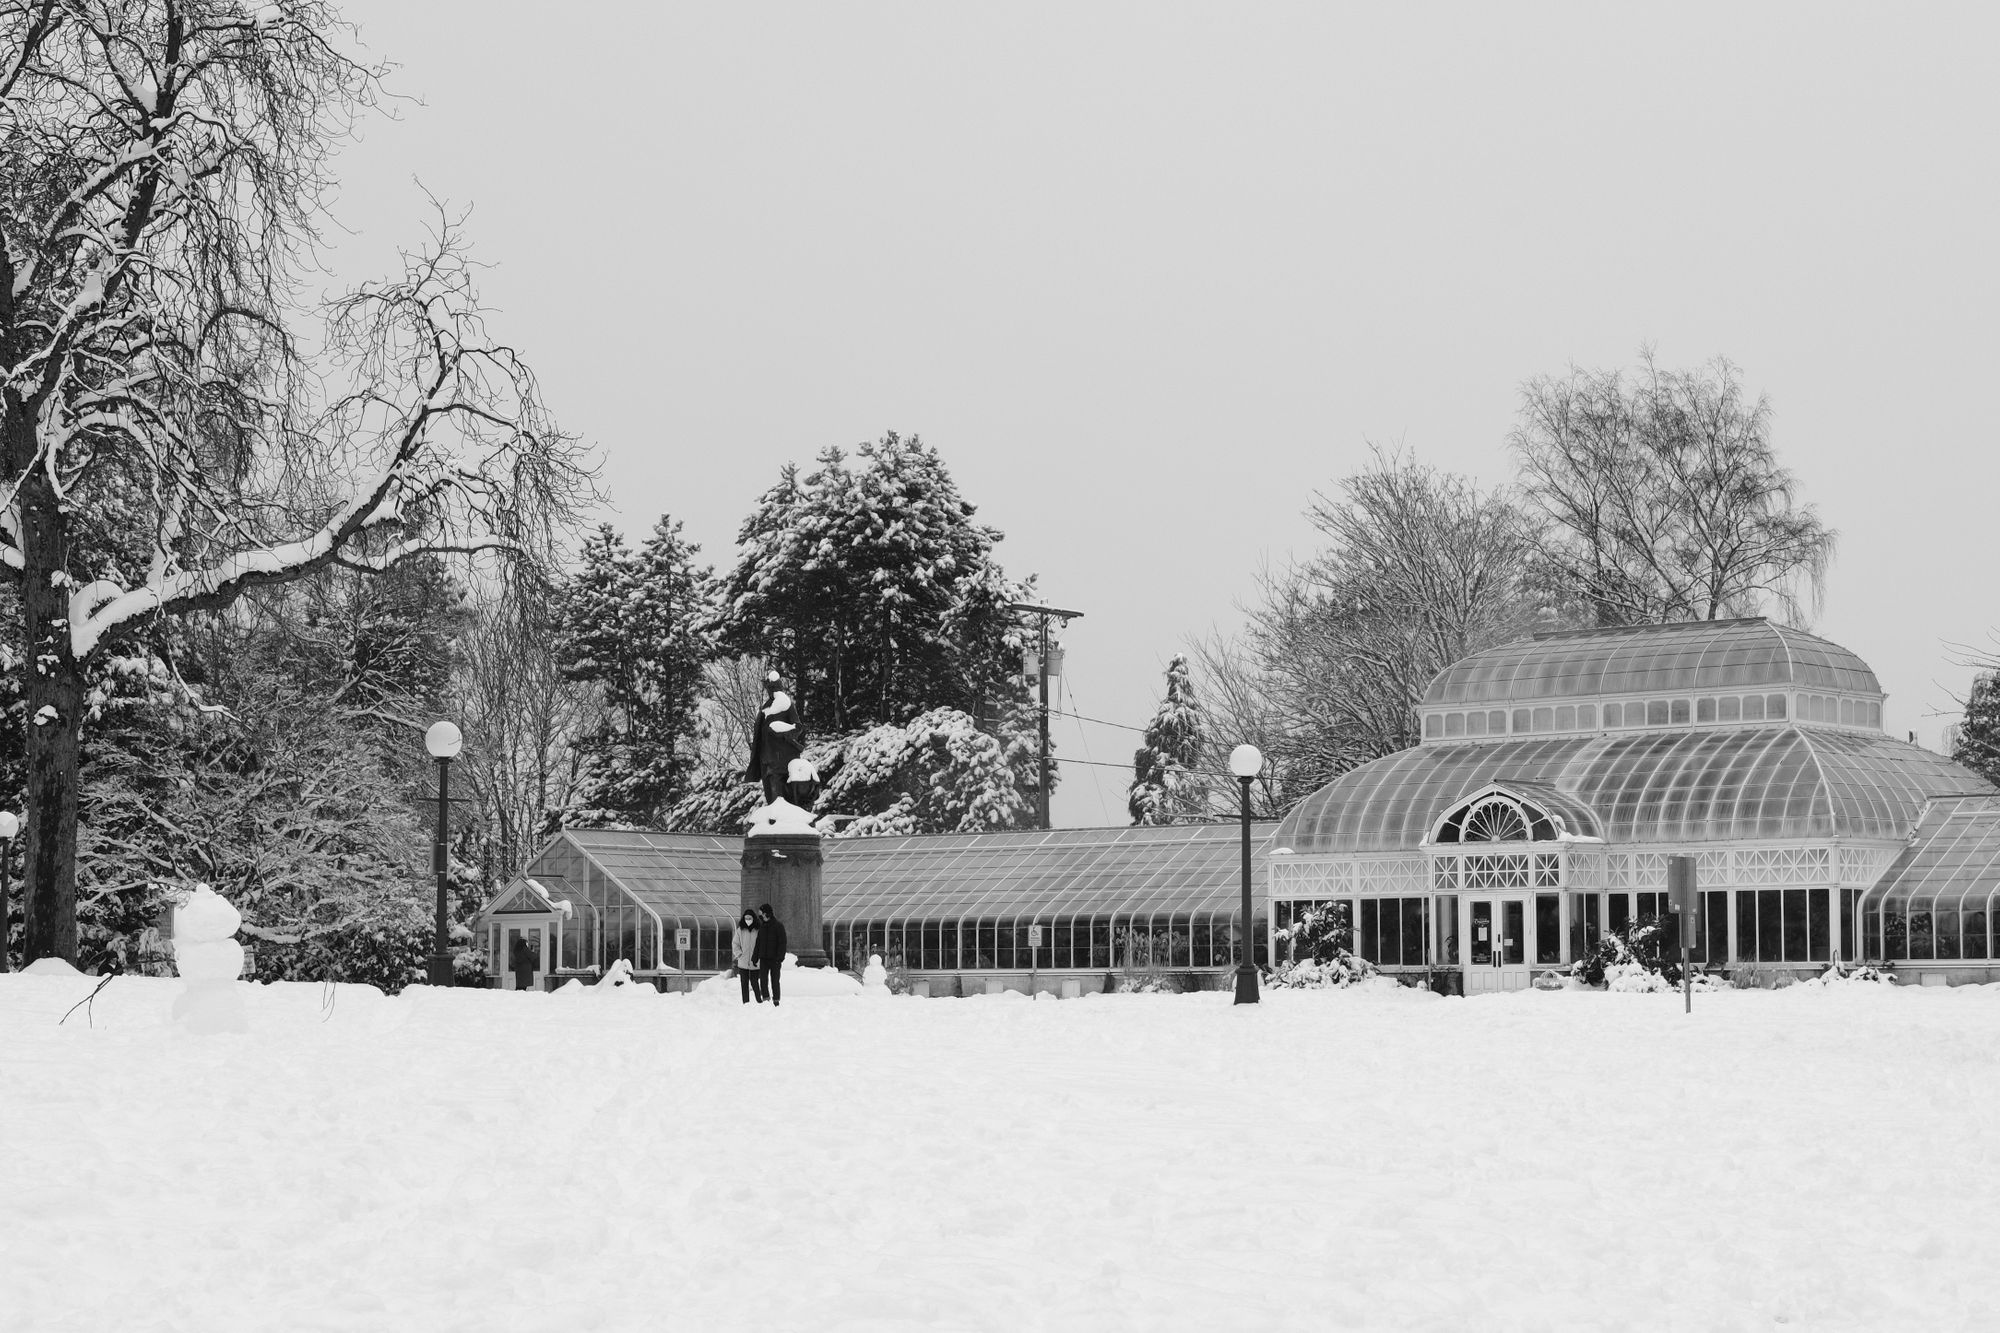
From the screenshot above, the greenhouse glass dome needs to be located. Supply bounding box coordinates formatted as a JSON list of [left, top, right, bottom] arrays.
[[1271, 618, 1997, 989]]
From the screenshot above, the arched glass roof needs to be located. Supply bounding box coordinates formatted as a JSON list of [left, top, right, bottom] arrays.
[[1868, 796, 2000, 912], [1273, 728, 1989, 854], [509, 824, 1277, 929], [1422, 618, 1881, 707]]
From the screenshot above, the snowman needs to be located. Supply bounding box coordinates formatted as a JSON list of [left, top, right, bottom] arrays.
[[861, 952, 891, 997], [171, 883, 248, 1033]]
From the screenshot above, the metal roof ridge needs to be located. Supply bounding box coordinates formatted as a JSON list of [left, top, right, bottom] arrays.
[[1530, 616, 1768, 642]]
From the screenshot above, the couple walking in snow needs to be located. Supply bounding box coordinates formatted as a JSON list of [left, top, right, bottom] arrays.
[[732, 903, 788, 1006]]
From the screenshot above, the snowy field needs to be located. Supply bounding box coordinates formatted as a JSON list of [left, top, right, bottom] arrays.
[[5, 971, 1999, 1332]]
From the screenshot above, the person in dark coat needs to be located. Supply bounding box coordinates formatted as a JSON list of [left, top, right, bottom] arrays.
[[744, 672, 805, 805], [754, 902, 788, 1007], [509, 932, 538, 992]]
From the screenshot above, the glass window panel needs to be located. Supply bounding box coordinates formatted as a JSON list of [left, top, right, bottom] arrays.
[[1609, 893, 1630, 935], [1469, 900, 1493, 965], [1464, 711, 1485, 737], [1555, 705, 1576, 730], [1402, 899, 1426, 966], [1807, 889, 1830, 962], [1536, 894, 1561, 964], [1670, 699, 1691, 724], [1936, 904, 1960, 960], [1718, 695, 1741, 722], [1704, 892, 1729, 963], [1445, 711, 1464, 737], [1697, 697, 1717, 723], [1360, 898, 1380, 963], [1736, 890, 1759, 962], [1604, 702, 1623, 727], [1966, 909, 1990, 961], [1488, 711, 1507, 734], [1647, 700, 1670, 726], [1868, 701, 1882, 728], [1742, 694, 1764, 721], [1839, 698, 1855, 725], [1501, 901, 1525, 965], [1767, 694, 1787, 719], [1758, 889, 1784, 962], [1578, 703, 1597, 729], [1533, 707, 1554, 732], [1380, 900, 1401, 964], [1425, 713, 1442, 738], [1884, 908, 1906, 960], [1513, 709, 1531, 734]]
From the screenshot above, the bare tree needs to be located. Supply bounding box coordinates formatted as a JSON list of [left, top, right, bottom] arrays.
[[455, 579, 598, 878], [0, 3, 594, 961], [1192, 449, 1550, 812], [1510, 352, 1836, 626]]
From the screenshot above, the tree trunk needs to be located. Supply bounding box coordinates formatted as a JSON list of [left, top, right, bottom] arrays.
[[17, 474, 83, 965]]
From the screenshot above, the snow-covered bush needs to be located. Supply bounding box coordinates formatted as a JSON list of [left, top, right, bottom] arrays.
[[1572, 919, 1688, 987], [1802, 962, 1894, 986], [1264, 954, 1377, 989], [1265, 901, 1375, 987]]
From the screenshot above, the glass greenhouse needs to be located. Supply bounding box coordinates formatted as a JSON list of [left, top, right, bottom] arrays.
[[473, 823, 1271, 992], [1271, 618, 1996, 989]]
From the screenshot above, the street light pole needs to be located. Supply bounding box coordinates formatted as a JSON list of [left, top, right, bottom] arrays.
[[0, 811, 15, 973], [425, 721, 463, 986], [1229, 744, 1263, 1005]]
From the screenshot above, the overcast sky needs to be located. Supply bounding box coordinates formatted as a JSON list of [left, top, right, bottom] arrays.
[[323, 1, 2000, 826]]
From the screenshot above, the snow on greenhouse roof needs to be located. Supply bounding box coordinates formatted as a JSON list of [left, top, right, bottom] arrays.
[[1869, 795, 2000, 911], [1273, 727, 1990, 854], [1422, 618, 1881, 707], [535, 823, 1277, 925]]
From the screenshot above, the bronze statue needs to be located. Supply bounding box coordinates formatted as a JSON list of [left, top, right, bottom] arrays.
[[745, 671, 806, 805]]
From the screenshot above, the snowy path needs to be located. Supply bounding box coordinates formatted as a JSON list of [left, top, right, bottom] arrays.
[[4, 974, 1998, 1332]]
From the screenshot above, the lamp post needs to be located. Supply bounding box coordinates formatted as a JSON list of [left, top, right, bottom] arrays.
[[1229, 743, 1263, 1005], [0, 811, 15, 973], [425, 721, 463, 986]]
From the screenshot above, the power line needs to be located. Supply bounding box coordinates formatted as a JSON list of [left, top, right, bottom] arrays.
[[1047, 706, 1149, 735]]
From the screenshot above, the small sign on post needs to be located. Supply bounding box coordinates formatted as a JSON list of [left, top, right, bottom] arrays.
[[675, 927, 690, 982], [1667, 855, 1697, 1013], [1026, 924, 1043, 948]]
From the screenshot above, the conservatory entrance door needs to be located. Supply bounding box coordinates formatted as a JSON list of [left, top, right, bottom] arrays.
[[1464, 897, 1532, 993], [501, 923, 548, 991]]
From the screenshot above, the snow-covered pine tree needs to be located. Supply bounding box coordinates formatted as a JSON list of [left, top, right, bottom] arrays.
[[719, 434, 1029, 734], [1951, 671, 2000, 787], [714, 435, 1045, 831], [554, 517, 717, 827], [1129, 654, 1213, 824]]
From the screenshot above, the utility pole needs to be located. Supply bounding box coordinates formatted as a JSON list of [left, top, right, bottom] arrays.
[[1007, 601, 1083, 830]]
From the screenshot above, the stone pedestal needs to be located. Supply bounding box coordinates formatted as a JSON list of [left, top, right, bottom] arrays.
[[741, 827, 830, 969]]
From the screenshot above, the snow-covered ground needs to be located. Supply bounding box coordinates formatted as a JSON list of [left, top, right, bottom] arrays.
[[5, 970, 1998, 1332]]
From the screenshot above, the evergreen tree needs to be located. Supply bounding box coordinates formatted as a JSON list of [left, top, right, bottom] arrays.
[[1129, 655, 1213, 824], [1951, 671, 2000, 787], [708, 434, 1045, 832], [719, 434, 1029, 734], [554, 517, 717, 827]]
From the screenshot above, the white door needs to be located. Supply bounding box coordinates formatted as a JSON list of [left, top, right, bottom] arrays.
[[502, 924, 547, 991], [1464, 897, 1534, 993]]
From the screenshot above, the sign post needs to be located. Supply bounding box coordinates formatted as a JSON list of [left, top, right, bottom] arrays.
[[1027, 923, 1043, 989], [675, 927, 690, 991], [1667, 855, 1698, 1014]]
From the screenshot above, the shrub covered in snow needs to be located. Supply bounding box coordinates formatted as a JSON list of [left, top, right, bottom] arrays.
[[1264, 954, 1377, 989], [1572, 919, 1687, 988], [1266, 900, 1376, 988]]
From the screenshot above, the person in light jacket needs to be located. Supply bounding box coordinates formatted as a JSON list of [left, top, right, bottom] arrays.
[[754, 902, 788, 1007], [731, 910, 764, 1004]]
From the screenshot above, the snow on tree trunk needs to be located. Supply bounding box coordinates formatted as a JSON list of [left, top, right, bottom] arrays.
[[18, 474, 83, 963]]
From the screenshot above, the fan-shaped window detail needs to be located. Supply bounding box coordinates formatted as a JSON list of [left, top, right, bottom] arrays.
[[1430, 787, 1572, 845]]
